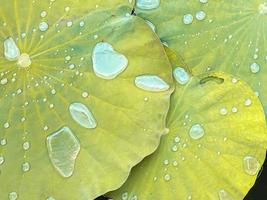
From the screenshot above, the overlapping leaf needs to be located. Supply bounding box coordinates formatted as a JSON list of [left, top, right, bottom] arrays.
[[0, 1, 174, 199], [109, 67, 267, 199], [135, 0, 267, 114]]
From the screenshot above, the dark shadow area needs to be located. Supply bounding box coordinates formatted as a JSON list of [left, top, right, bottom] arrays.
[[95, 152, 267, 200]]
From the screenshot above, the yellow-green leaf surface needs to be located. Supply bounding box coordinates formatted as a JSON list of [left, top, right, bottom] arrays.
[[109, 70, 267, 200], [135, 0, 267, 114], [0, 1, 174, 199]]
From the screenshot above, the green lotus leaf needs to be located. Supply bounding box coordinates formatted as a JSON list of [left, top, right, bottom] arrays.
[[109, 70, 267, 200], [0, 1, 174, 199], [135, 0, 267, 115]]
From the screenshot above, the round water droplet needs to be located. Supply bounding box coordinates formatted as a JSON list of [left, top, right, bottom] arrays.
[[39, 22, 49, 32], [243, 156, 260, 176], [136, 0, 160, 10], [196, 11, 206, 21], [183, 14, 193, 25], [244, 98, 252, 106], [22, 162, 31, 172], [40, 11, 47, 18], [174, 136, 180, 143], [189, 124, 205, 140], [0, 139, 7, 146], [259, 3, 267, 15], [164, 174, 171, 181], [9, 192, 18, 200], [220, 108, 228, 115], [4, 122, 10, 129], [200, 0, 208, 3], [173, 67, 190, 85], [17, 53, 31, 68], [135, 75, 170, 92], [250, 62, 260, 73], [23, 141, 30, 150], [122, 192, 128, 200], [69, 102, 97, 129]]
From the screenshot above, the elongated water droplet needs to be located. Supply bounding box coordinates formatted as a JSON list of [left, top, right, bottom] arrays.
[[92, 42, 128, 79], [189, 124, 205, 140], [145, 20, 156, 32], [173, 67, 190, 85], [135, 75, 170, 92], [136, 0, 160, 10], [218, 189, 233, 200], [69, 102, 97, 129], [46, 126, 80, 178], [4, 37, 20, 61], [243, 156, 260, 175]]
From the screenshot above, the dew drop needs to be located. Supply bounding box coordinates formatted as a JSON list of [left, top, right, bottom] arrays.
[[196, 11, 206, 21], [40, 11, 47, 18], [9, 192, 18, 200], [17, 53, 31, 68], [39, 22, 49, 32], [135, 75, 170, 92], [189, 124, 205, 140], [92, 42, 128, 79], [1, 78, 8, 85], [4, 37, 20, 61], [173, 67, 190, 85], [46, 126, 80, 178], [259, 3, 267, 15], [250, 62, 260, 73], [200, 0, 208, 3], [0, 156, 4, 165], [69, 102, 97, 129], [244, 98, 252, 106], [122, 192, 128, 200], [23, 141, 30, 150], [220, 107, 228, 115], [22, 162, 31, 172], [136, 0, 160, 10], [183, 14, 193, 25], [164, 174, 171, 181], [243, 156, 260, 176], [218, 189, 233, 200]]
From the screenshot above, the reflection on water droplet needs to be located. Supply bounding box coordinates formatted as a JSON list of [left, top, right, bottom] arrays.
[[92, 42, 128, 79], [135, 75, 170, 92], [243, 156, 260, 176], [4, 37, 20, 61], [46, 126, 80, 178], [136, 0, 160, 10], [183, 14, 193, 25], [173, 67, 190, 85], [69, 102, 97, 129], [39, 22, 49, 32], [218, 189, 233, 200], [189, 124, 205, 140], [145, 20, 156, 32]]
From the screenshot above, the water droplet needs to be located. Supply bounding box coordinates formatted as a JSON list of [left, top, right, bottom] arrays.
[[92, 42, 128, 79], [23, 141, 30, 150], [9, 192, 18, 200], [122, 192, 128, 200], [189, 124, 205, 140], [135, 75, 170, 92], [218, 189, 233, 200], [196, 11, 206, 21], [82, 92, 89, 98], [39, 22, 49, 32], [174, 136, 180, 143], [200, 0, 208, 3], [145, 20, 156, 32], [40, 11, 47, 18], [231, 107, 238, 113], [4, 122, 10, 129], [250, 63, 260, 73], [79, 21, 85, 27], [4, 37, 20, 61], [46, 197, 55, 200], [17, 53, 31, 68], [136, 0, 160, 10], [243, 156, 260, 176], [173, 67, 190, 85], [183, 14, 193, 25], [172, 145, 178, 152], [244, 98, 252, 106], [164, 174, 171, 181], [69, 102, 97, 129], [0, 156, 4, 165], [259, 3, 267, 15], [0, 139, 7, 146], [220, 108, 228, 115], [46, 126, 81, 178], [0, 78, 8, 85], [22, 162, 31, 172]]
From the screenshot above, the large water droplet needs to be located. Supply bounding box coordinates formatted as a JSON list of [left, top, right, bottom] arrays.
[[46, 126, 81, 178], [136, 0, 160, 10], [173, 67, 190, 85], [218, 189, 233, 200], [92, 42, 128, 79], [189, 124, 205, 140], [69, 102, 97, 129], [243, 156, 260, 176], [39, 22, 49, 32], [4, 37, 20, 61], [135, 75, 170, 92], [9, 192, 18, 200]]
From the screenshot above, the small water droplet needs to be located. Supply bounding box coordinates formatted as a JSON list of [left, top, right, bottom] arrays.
[[135, 75, 170, 92], [40, 11, 47, 18], [92, 42, 128, 79], [4, 122, 10, 129], [196, 11, 206, 21], [173, 67, 190, 85], [183, 14, 193, 25], [23, 141, 30, 150], [243, 156, 260, 176], [199, 0, 208, 3], [174, 136, 180, 143], [164, 174, 171, 181], [0, 139, 7, 146], [189, 124, 205, 140], [47, 126, 80, 178], [22, 162, 31, 172], [231, 107, 238, 113], [0, 78, 8, 85], [250, 63, 260, 73], [220, 108, 228, 115], [0, 156, 5, 165], [259, 3, 267, 15], [39, 22, 49, 32], [136, 0, 160, 10], [9, 192, 18, 200], [4, 37, 20, 61], [17, 53, 31, 68], [218, 189, 233, 200], [244, 98, 252, 106]]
